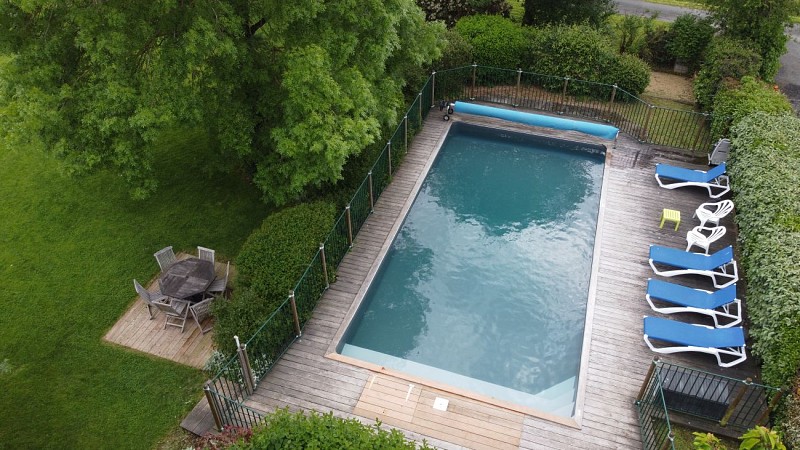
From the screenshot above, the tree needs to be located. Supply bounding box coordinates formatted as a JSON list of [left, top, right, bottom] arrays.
[[522, 0, 615, 27], [0, 1, 444, 205], [703, 0, 793, 80], [415, 0, 512, 28]]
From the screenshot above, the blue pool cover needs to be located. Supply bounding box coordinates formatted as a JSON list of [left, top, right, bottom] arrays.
[[454, 101, 619, 140]]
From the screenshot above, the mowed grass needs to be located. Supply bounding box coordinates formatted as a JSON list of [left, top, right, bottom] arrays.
[[0, 129, 267, 449]]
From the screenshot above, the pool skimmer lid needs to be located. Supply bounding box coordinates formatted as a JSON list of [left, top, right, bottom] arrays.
[[433, 397, 449, 411]]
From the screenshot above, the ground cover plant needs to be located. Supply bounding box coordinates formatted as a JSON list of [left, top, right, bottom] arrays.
[[0, 128, 267, 449]]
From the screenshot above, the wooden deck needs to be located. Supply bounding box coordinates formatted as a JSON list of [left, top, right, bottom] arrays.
[[187, 110, 757, 448], [104, 253, 230, 369]]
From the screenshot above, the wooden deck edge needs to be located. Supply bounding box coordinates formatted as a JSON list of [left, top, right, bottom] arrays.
[[181, 397, 216, 437]]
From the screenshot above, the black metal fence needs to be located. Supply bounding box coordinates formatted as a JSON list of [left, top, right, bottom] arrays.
[[201, 78, 434, 432], [433, 65, 714, 154], [636, 358, 782, 450]]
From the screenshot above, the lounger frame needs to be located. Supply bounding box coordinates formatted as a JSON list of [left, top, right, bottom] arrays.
[[654, 164, 730, 198], [643, 328, 747, 368], [645, 283, 742, 328]]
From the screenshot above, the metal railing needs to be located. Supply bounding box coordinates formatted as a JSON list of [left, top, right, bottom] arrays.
[[201, 76, 434, 432], [636, 358, 782, 450], [433, 65, 714, 154]]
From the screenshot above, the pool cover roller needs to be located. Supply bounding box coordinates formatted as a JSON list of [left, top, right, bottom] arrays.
[[453, 101, 619, 140]]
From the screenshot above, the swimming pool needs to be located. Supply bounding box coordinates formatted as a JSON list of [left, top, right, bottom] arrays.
[[335, 121, 606, 418]]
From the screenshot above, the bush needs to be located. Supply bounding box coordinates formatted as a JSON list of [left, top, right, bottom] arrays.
[[454, 15, 527, 69], [693, 36, 762, 110], [526, 24, 650, 96], [228, 409, 432, 449], [782, 377, 800, 448], [666, 14, 715, 73], [417, 0, 511, 28], [434, 28, 474, 71], [710, 76, 793, 139], [213, 201, 336, 355], [644, 27, 674, 68], [728, 112, 800, 388]]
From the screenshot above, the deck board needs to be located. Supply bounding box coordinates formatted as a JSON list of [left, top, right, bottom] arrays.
[[186, 110, 758, 447]]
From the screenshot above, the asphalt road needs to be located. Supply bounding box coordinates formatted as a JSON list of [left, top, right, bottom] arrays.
[[614, 0, 800, 112]]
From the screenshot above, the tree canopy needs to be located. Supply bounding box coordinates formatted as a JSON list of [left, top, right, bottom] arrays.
[[703, 0, 792, 80], [0, 1, 444, 204]]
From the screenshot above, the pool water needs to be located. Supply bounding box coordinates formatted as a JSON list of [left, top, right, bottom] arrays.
[[339, 122, 605, 416]]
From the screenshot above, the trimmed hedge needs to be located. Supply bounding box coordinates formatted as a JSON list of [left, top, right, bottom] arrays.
[[727, 112, 800, 388], [212, 201, 336, 355], [227, 409, 431, 449], [710, 76, 793, 139], [527, 24, 650, 96], [693, 36, 762, 110], [454, 14, 528, 70]]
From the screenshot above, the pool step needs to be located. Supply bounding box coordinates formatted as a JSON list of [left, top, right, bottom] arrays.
[[533, 376, 577, 416]]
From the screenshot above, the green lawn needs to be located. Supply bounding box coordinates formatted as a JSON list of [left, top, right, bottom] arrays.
[[0, 130, 267, 449]]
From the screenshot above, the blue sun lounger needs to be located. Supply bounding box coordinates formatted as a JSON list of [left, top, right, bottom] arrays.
[[649, 245, 738, 288], [646, 279, 741, 328], [654, 162, 730, 198], [643, 316, 746, 367]]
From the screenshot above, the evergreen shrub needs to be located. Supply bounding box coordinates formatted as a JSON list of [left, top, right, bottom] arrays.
[[666, 14, 715, 72], [710, 76, 792, 139], [693, 36, 762, 110], [728, 112, 800, 388], [454, 14, 528, 70]]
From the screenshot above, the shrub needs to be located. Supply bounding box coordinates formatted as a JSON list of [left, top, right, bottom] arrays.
[[434, 28, 474, 72], [417, 0, 511, 28], [666, 14, 715, 73], [454, 15, 527, 69], [728, 112, 800, 388], [228, 409, 432, 449], [644, 27, 674, 68], [213, 201, 336, 355], [614, 14, 659, 59], [710, 76, 793, 139], [526, 24, 650, 97], [782, 377, 800, 448], [693, 36, 762, 110]]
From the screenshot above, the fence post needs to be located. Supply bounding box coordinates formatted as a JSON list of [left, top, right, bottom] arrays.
[[756, 388, 784, 425], [430, 71, 436, 107], [470, 63, 477, 100], [345, 205, 353, 247], [368, 171, 374, 212], [720, 378, 752, 426], [288, 290, 301, 337], [659, 432, 675, 450], [319, 243, 329, 288], [514, 68, 522, 107], [637, 357, 660, 403], [641, 104, 655, 142], [418, 92, 423, 126], [235, 335, 256, 396], [203, 381, 225, 431], [404, 115, 408, 153], [387, 141, 392, 177], [608, 84, 617, 121], [560, 77, 570, 113]]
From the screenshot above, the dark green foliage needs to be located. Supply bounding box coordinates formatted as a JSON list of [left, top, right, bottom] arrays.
[[454, 15, 528, 69], [0, 1, 445, 205], [434, 29, 475, 71], [727, 112, 800, 388], [693, 36, 762, 110], [416, 0, 512, 27], [614, 14, 659, 59], [522, 0, 615, 27], [526, 24, 650, 96], [227, 409, 432, 449], [781, 377, 800, 448], [710, 76, 793, 139], [645, 27, 675, 68], [704, 0, 792, 80], [666, 14, 715, 73], [213, 201, 336, 355]]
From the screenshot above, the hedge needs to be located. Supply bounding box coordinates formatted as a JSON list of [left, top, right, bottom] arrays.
[[226, 409, 431, 449], [710, 76, 793, 139], [454, 14, 528, 70], [212, 200, 336, 355], [693, 36, 762, 110], [727, 112, 800, 388], [666, 14, 714, 73]]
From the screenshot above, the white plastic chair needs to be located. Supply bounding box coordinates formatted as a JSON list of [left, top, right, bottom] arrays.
[[694, 200, 734, 228], [197, 246, 215, 264], [686, 226, 726, 254]]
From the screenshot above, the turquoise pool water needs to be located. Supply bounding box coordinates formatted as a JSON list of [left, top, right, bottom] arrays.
[[339, 122, 605, 416]]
